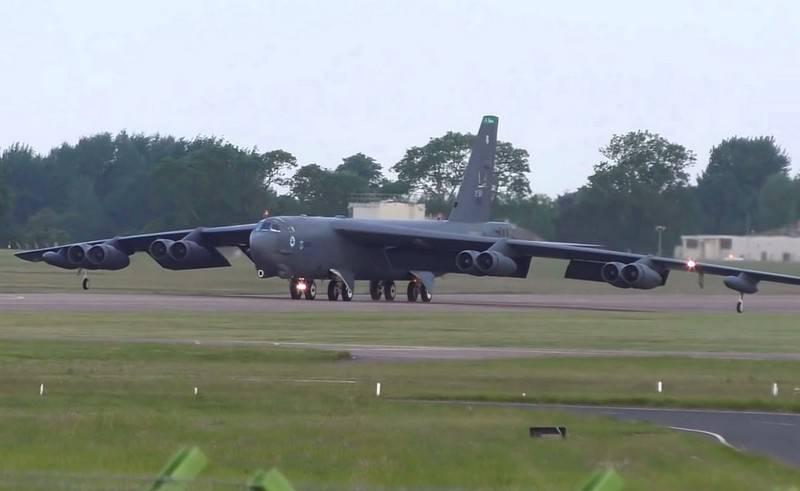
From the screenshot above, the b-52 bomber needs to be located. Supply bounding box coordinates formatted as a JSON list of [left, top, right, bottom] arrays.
[[16, 116, 800, 312]]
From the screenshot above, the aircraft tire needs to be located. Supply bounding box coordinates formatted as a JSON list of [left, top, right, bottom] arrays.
[[383, 281, 396, 301], [327, 281, 340, 301], [342, 285, 354, 302], [304, 281, 317, 300], [289, 280, 302, 300], [406, 282, 419, 302], [420, 285, 432, 303], [369, 281, 382, 301], [82, 278, 90, 290]]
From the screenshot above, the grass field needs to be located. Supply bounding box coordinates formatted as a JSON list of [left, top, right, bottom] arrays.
[[3, 310, 800, 354], [5, 249, 800, 488], [5, 249, 800, 295], [3, 339, 800, 490]]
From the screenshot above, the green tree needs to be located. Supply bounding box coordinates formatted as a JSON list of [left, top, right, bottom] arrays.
[[554, 131, 698, 252], [290, 164, 369, 216], [697, 136, 791, 234], [336, 153, 383, 188], [756, 173, 799, 231], [392, 132, 530, 205]]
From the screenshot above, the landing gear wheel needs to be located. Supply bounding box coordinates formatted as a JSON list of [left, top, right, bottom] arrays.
[[341, 284, 354, 302], [369, 281, 383, 301], [420, 284, 432, 303], [82, 278, 90, 290], [406, 282, 419, 302], [327, 281, 340, 301], [304, 281, 317, 300], [289, 280, 302, 300], [736, 294, 744, 314], [383, 281, 396, 301]]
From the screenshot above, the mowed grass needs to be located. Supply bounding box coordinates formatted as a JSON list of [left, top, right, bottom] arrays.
[[3, 309, 800, 354], [2, 340, 800, 490], [4, 249, 800, 295]]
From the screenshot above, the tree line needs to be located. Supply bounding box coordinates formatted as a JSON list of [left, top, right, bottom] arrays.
[[0, 128, 795, 255]]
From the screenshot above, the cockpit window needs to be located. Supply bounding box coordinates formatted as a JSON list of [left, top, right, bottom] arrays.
[[258, 219, 282, 232]]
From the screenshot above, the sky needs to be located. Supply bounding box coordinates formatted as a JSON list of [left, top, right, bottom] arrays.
[[1, 0, 799, 196]]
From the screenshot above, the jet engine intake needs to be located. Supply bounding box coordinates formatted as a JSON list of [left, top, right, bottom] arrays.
[[455, 250, 482, 275], [475, 251, 518, 276], [620, 262, 664, 289], [67, 244, 90, 266], [600, 262, 629, 289], [86, 244, 130, 270], [148, 239, 174, 260]]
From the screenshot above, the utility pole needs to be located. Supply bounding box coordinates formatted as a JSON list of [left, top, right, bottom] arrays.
[[655, 225, 666, 256]]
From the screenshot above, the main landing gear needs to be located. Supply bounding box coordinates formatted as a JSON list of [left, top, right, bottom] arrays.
[[736, 292, 744, 314], [327, 280, 353, 302], [407, 281, 432, 303], [368, 280, 431, 303], [289, 278, 317, 300]]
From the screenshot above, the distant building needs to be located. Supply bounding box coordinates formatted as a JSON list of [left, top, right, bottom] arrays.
[[675, 235, 800, 262], [348, 196, 427, 220]]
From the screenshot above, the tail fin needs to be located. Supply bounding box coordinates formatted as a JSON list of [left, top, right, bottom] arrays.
[[448, 115, 498, 223]]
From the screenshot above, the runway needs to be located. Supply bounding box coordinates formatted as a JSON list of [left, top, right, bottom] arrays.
[[409, 400, 800, 468], [2, 292, 800, 313]]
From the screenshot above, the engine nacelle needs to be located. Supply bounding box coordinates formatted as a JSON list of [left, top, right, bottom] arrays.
[[168, 240, 208, 262], [86, 244, 130, 270], [724, 274, 759, 294], [600, 262, 629, 289], [148, 239, 174, 261], [620, 262, 664, 289], [42, 248, 81, 270], [67, 244, 91, 266], [455, 250, 483, 275], [475, 251, 518, 276]]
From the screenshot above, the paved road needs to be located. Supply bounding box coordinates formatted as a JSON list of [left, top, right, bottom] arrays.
[[2, 292, 800, 313], [409, 400, 800, 467]]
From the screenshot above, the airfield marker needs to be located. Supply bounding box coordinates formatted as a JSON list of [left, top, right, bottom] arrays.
[[376, 382, 381, 397], [657, 381, 663, 393], [39, 383, 44, 396], [772, 382, 779, 397], [194, 387, 199, 396]]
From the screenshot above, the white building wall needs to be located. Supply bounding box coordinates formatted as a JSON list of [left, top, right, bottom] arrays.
[[348, 201, 427, 220], [675, 235, 800, 262]]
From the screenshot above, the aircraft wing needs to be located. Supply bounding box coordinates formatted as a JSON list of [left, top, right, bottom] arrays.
[[332, 220, 800, 288], [14, 224, 256, 269]]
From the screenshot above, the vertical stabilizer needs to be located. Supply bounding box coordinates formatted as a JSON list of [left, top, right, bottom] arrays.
[[448, 115, 498, 222]]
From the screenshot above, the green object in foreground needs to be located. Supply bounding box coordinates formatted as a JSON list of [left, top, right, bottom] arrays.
[[581, 469, 623, 491], [248, 469, 296, 491], [148, 446, 208, 491]]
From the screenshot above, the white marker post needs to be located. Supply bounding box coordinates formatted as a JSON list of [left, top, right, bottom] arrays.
[[657, 381, 663, 393], [376, 382, 381, 397], [193, 387, 199, 396], [772, 382, 779, 397], [39, 383, 44, 396]]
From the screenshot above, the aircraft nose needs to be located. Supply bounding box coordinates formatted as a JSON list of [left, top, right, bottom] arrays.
[[249, 230, 278, 276]]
